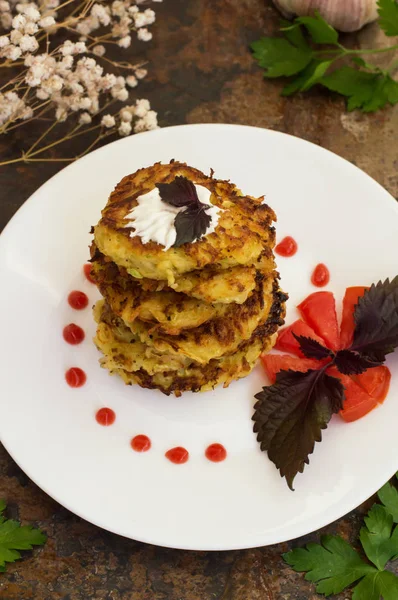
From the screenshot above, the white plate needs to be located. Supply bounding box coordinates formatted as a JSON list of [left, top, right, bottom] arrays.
[[1, 124, 398, 551]]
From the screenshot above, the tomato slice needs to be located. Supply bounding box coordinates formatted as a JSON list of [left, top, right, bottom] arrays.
[[275, 319, 326, 357], [261, 354, 321, 383], [355, 366, 391, 404], [327, 366, 378, 423], [340, 286, 368, 349], [298, 291, 339, 351]]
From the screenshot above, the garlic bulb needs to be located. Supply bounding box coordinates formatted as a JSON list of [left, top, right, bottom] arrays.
[[272, 0, 378, 33]]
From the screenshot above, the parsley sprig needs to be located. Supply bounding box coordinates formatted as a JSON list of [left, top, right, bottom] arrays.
[[0, 499, 46, 572], [252, 0, 398, 112], [284, 474, 398, 599]]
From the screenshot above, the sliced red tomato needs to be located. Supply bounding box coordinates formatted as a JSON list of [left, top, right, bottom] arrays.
[[355, 366, 391, 404], [298, 291, 339, 351], [327, 366, 378, 423], [340, 286, 368, 349], [275, 319, 326, 357], [261, 354, 321, 383]]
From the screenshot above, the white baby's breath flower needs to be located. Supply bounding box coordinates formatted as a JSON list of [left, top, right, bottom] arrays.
[[143, 9, 155, 25], [36, 87, 49, 100], [111, 0, 126, 17], [21, 5, 40, 22], [135, 68, 147, 80], [19, 34, 39, 53], [91, 3, 110, 26], [21, 105, 33, 120], [126, 74, 137, 88], [0, 1, 10, 11], [10, 29, 22, 44], [39, 15, 55, 28], [1, 43, 22, 60], [137, 28, 152, 42], [134, 110, 158, 133], [12, 13, 26, 30], [117, 35, 130, 48], [0, 35, 10, 48], [113, 87, 128, 101], [24, 20, 39, 35], [74, 41, 87, 54], [55, 106, 68, 121], [1, 12, 12, 29], [101, 114, 115, 128], [128, 5, 138, 15], [120, 107, 133, 122], [100, 72, 116, 90], [134, 98, 150, 117], [78, 97, 91, 110], [79, 111, 91, 124], [134, 12, 147, 28], [92, 44, 105, 57], [118, 121, 131, 136]]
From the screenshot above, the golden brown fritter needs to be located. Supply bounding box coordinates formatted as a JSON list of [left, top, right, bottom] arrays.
[[93, 161, 276, 283], [115, 273, 280, 364]]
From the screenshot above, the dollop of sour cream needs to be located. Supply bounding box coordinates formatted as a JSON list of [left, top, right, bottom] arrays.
[[125, 184, 220, 250]]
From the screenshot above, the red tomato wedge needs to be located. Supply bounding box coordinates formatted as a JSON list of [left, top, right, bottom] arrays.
[[355, 366, 391, 404], [261, 354, 321, 383], [275, 319, 326, 357], [327, 366, 378, 423], [340, 286, 368, 349], [298, 291, 339, 351]]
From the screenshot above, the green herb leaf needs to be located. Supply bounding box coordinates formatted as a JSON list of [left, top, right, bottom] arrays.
[[284, 535, 375, 596], [378, 476, 398, 523], [296, 12, 339, 45], [251, 37, 313, 78], [360, 504, 398, 570], [253, 369, 345, 490], [0, 501, 46, 572], [279, 20, 308, 50], [352, 571, 398, 600], [282, 60, 329, 95], [377, 0, 398, 37], [321, 68, 398, 112]]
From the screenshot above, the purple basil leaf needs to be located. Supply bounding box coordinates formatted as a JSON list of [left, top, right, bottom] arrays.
[[293, 333, 333, 360], [351, 277, 398, 362], [253, 369, 345, 490], [156, 176, 200, 208], [334, 349, 382, 375], [174, 205, 211, 247]]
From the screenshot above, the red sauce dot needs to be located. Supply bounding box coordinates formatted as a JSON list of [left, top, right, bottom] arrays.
[[95, 407, 116, 426], [131, 435, 151, 452], [68, 290, 89, 310], [63, 323, 85, 345], [311, 263, 330, 287], [165, 446, 189, 464], [65, 367, 86, 388], [275, 236, 298, 257], [205, 443, 227, 463], [83, 263, 95, 284]]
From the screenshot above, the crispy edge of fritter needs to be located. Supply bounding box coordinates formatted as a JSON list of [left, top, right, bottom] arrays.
[[93, 161, 276, 282]]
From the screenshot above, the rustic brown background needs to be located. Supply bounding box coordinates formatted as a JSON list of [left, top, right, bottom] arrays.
[[0, 1, 397, 598]]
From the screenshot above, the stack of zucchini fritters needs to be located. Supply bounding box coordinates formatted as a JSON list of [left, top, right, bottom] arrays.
[[90, 161, 287, 396]]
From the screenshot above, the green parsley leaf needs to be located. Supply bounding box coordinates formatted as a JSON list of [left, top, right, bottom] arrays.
[[283, 60, 333, 95], [251, 37, 313, 78], [320, 68, 398, 112], [0, 500, 46, 572], [296, 12, 339, 45], [352, 571, 398, 600], [279, 20, 308, 50], [377, 0, 398, 37], [360, 505, 398, 570], [378, 475, 398, 523], [284, 535, 375, 596]]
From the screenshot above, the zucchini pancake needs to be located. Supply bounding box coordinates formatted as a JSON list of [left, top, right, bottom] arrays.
[[90, 161, 287, 396]]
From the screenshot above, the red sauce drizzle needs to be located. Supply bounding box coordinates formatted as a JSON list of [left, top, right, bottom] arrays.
[[205, 443, 227, 463], [68, 290, 89, 310], [131, 435, 151, 452], [83, 263, 95, 284], [65, 367, 86, 388], [63, 323, 85, 345], [165, 446, 189, 464], [311, 263, 330, 287], [275, 236, 298, 257], [95, 407, 116, 426]]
